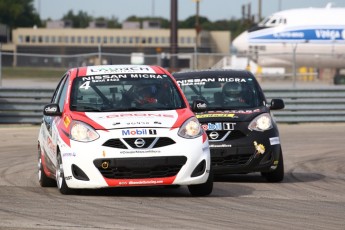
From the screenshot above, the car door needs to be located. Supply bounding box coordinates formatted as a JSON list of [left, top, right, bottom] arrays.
[[42, 73, 70, 168]]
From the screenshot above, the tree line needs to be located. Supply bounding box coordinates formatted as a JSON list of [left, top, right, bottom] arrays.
[[0, 0, 254, 40]]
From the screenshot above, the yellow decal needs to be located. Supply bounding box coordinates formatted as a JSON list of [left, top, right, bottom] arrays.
[[196, 113, 236, 118], [63, 116, 71, 128], [254, 141, 265, 156], [102, 150, 106, 157]]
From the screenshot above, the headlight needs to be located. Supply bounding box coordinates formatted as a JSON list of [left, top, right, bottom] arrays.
[[178, 117, 203, 139], [248, 113, 273, 131], [70, 121, 99, 142]]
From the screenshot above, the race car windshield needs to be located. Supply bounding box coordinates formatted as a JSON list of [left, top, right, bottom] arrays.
[[177, 77, 264, 109], [70, 74, 186, 112]]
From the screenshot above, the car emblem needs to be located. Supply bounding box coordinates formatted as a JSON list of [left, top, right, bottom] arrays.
[[209, 132, 219, 140], [134, 138, 146, 148]]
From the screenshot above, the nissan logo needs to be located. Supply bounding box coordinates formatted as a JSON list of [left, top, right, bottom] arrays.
[[209, 132, 219, 140], [134, 138, 146, 148]]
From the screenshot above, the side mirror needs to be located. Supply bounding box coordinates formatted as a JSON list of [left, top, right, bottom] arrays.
[[270, 99, 285, 110], [192, 99, 207, 113], [43, 103, 62, 116]]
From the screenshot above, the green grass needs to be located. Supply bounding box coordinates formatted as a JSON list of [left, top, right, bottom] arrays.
[[2, 67, 66, 79]]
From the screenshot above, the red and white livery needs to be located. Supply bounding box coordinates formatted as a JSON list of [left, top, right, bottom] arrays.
[[38, 65, 212, 196]]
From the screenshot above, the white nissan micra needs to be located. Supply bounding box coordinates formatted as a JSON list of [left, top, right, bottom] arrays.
[[37, 65, 212, 196]]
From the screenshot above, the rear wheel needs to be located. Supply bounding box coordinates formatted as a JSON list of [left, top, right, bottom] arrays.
[[188, 169, 213, 196], [38, 146, 56, 187], [56, 153, 76, 195], [261, 149, 284, 182]]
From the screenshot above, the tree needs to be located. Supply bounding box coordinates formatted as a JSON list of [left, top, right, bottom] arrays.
[[124, 15, 170, 29], [0, 0, 41, 29], [107, 16, 121, 28], [179, 15, 210, 29], [62, 10, 92, 28]]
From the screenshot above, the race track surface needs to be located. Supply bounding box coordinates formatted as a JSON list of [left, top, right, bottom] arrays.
[[0, 123, 344, 230]]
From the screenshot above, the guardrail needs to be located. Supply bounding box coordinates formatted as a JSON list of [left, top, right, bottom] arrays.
[[1, 87, 345, 124], [264, 88, 345, 123]]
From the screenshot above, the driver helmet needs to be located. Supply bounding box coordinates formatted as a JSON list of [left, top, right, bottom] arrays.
[[222, 82, 242, 97], [138, 85, 158, 97], [136, 85, 158, 104]]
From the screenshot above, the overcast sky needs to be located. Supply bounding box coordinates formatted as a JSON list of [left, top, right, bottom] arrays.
[[34, 0, 345, 22]]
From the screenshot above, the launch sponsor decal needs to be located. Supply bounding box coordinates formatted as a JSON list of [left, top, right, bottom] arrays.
[[86, 65, 155, 75]]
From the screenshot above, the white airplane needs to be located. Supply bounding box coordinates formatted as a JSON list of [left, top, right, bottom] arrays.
[[232, 3, 345, 70]]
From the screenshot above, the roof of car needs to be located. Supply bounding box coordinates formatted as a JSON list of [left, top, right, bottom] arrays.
[[172, 69, 255, 79]]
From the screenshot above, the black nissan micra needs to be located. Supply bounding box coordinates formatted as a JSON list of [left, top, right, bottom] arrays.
[[173, 69, 285, 182]]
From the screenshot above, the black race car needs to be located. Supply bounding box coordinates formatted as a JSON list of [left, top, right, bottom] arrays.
[[173, 69, 285, 182]]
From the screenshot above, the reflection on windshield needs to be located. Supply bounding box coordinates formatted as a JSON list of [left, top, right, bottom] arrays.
[[70, 74, 186, 112]]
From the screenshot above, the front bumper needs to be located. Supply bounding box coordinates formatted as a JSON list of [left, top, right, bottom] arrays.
[[209, 129, 281, 174], [59, 128, 210, 189]]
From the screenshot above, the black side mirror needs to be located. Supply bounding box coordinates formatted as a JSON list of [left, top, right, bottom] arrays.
[[270, 99, 285, 110], [43, 103, 62, 116], [192, 99, 207, 113]]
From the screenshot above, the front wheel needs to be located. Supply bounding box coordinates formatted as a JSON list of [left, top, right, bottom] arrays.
[[261, 149, 284, 182], [56, 153, 77, 195], [38, 145, 56, 187], [188, 169, 213, 196]]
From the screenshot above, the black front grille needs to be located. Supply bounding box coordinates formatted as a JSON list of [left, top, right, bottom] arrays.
[[212, 154, 252, 167], [211, 147, 252, 167], [94, 156, 187, 179], [153, 137, 176, 148], [103, 139, 127, 149], [102, 137, 176, 149]]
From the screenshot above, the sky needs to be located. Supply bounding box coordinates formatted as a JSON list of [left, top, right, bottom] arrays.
[[34, 0, 345, 22]]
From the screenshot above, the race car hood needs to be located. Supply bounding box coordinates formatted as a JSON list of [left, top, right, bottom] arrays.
[[70, 109, 194, 130], [195, 106, 268, 122]]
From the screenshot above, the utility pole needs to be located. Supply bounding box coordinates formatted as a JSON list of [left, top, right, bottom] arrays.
[[170, 0, 178, 70], [258, 0, 262, 22]]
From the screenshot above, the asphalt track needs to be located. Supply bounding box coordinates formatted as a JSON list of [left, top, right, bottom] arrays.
[[0, 123, 345, 230]]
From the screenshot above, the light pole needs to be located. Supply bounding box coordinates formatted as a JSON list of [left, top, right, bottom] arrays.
[[193, 0, 201, 69], [170, 0, 178, 70]]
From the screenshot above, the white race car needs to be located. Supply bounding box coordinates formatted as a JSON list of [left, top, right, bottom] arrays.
[[38, 65, 212, 196]]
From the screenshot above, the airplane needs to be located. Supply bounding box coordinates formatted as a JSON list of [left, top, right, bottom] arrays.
[[232, 3, 345, 81]]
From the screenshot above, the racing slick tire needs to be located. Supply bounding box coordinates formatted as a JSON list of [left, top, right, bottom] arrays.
[[188, 169, 213, 196], [261, 148, 284, 183], [56, 152, 78, 195], [38, 143, 56, 187]]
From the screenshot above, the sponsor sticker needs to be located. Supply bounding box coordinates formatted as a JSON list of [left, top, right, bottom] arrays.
[[121, 129, 157, 136], [209, 144, 232, 148], [269, 137, 280, 145], [197, 114, 236, 118], [63, 116, 71, 128], [120, 150, 161, 154], [62, 152, 76, 157], [177, 77, 246, 86], [86, 65, 155, 75]]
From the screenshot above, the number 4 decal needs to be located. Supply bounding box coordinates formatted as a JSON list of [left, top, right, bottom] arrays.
[[79, 81, 90, 90]]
